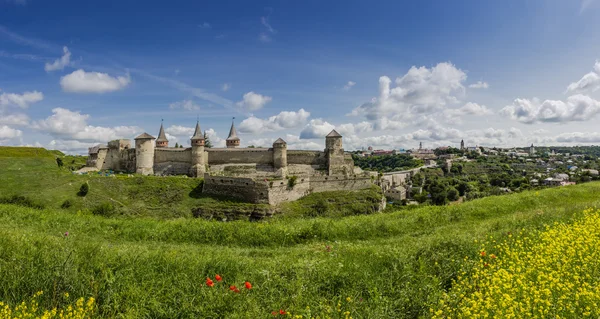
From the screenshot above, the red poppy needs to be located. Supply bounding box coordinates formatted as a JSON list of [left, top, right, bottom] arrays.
[[279, 309, 286, 315], [229, 285, 236, 291], [206, 277, 214, 287], [215, 274, 222, 282], [480, 251, 486, 257], [490, 254, 497, 259], [271, 311, 277, 316], [244, 281, 252, 290]]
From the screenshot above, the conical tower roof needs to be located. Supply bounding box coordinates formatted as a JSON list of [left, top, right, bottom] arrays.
[[273, 138, 286, 145], [156, 122, 168, 143], [326, 130, 342, 137], [191, 121, 204, 141], [226, 121, 239, 141]]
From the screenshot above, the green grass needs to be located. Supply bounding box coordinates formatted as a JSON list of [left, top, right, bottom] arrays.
[[1, 182, 599, 317], [1, 147, 599, 317]]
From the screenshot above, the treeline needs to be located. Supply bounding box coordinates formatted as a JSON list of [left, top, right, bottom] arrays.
[[352, 154, 423, 172]]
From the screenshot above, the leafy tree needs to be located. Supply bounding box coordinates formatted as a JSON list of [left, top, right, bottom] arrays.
[[203, 131, 213, 148], [352, 154, 422, 173], [175, 142, 179, 148], [56, 157, 63, 168], [447, 187, 459, 201], [78, 182, 89, 197]]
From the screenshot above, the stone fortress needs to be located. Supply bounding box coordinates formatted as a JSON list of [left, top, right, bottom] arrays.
[[86, 120, 379, 205]]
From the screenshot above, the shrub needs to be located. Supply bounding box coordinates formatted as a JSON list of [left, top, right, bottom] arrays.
[[287, 175, 298, 189], [56, 157, 63, 168], [78, 182, 89, 197], [0, 195, 44, 209], [61, 199, 73, 209], [310, 198, 329, 217], [447, 187, 459, 201], [91, 202, 116, 216]]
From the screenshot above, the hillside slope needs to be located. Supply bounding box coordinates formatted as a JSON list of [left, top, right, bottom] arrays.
[[0, 181, 599, 317]]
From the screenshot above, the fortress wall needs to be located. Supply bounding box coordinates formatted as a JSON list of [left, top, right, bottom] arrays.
[[202, 175, 270, 203], [154, 162, 192, 176], [96, 149, 108, 170], [207, 148, 273, 165], [267, 179, 312, 205], [287, 151, 326, 166], [154, 148, 192, 163], [308, 175, 373, 193]]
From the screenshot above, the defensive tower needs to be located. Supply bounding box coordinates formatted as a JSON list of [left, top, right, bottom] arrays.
[[190, 120, 206, 177], [134, 132, 155, 175], [156, 121, 168, 148], [273, 138, 288, 176], [226, 120, 240, 148], [325, 130, 345, 175]]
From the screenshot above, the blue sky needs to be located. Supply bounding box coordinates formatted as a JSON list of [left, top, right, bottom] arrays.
[[2, 0, 600, 153]]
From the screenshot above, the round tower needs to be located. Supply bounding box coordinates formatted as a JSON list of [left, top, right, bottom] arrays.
[[156, 121, 169, 148], [134, 133, 156, 175], [325, 130, 345, 175], [190, 120, 206, 177], [226, 120, 240, 148], [325, 129, 343, 153], [273, 138, 287, 174]]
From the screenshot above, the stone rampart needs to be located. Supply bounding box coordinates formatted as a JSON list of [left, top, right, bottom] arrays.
[[207, 148, 273, 165], [202, 175, 270, 203]]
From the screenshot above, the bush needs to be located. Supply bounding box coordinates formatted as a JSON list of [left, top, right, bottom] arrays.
[[91, 202, 116, 216], [310, 198, 330, 217], [78, 183, 89, 197], [287, 175, 298, 189], [0, 195, 44, 209], [61, 199, 73, 209], [447, 187, 459, 201]]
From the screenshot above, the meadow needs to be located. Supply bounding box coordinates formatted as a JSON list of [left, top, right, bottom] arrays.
[[1, 147, 599, 318]]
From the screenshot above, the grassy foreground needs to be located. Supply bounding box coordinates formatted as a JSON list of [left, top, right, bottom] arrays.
[[1, 181, 600, 317]]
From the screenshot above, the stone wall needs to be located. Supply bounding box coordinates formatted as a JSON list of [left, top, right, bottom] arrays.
[[287, 150, 327, 166], [207, 148, 273, 165], [202, 175, 270, 204], [154, 148, 192, 163]]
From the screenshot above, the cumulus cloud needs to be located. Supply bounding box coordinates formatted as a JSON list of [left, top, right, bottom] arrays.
[[0, 91, 43, 109], [351, 62, 466, 125], [0, 113, 29, 126], [566, 61, 600, 94], [204, 128, 226, 147], [554, 132, 600, 143], [0, 125, 22, 140], [60, 69, 131, 93], [168, 100, 200, 111], [500, 94, 600, 124], [343, 81, 356, 91], [238, 109, 310, 134], [469, 81, 489, 89], [335, 121, 374, 136], [299, 119, 336, 139], [44, 46, 71, 72], [236, 91, 272, 111], [222, 83, 230, 91], [444, 102, 492, 121], [48, 139, 97, 154], [33, 108, 141, 142]]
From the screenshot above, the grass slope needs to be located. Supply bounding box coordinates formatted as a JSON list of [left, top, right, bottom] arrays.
[[0, 182, 599, 317]]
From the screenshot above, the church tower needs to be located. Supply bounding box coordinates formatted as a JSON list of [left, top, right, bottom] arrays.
[[226, 120, 240, 148], [156, 121, 169, 148], [460, 139, 465, 150], [530, 143, 535, 156], [190, 120, 206, 177]]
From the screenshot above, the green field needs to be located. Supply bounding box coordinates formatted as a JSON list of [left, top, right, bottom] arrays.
[[0, 147, 599, 318]]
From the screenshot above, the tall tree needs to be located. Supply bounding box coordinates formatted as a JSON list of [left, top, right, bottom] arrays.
[[174, 142, 179, 148], [204, 131, 213, 148]]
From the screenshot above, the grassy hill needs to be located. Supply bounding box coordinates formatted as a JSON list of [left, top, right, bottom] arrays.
[[1, 147, 599, 317]]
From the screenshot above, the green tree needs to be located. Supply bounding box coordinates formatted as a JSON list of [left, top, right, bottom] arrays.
[[204, 131, 213, 148], [56, 157, 63, 168], [174, 142, 179, 148], [447, 187, 459, 201]]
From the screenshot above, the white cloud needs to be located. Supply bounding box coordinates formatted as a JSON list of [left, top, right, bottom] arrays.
[[198, 22, 211, 29], [33, 108, 141, 142], [168, 100, 200, 111], [343, 81, 356, 91], [299, 119, 336, 139], [0, 113, 29, 126], [44, 46, 71, 72], [259, 15, 276, 42], [222, 83, 230, 91], [48, 139, 96, 154], [468, 81, 489, 89], [554, 132, 600, 143], [204, 128, 226, 147], [500, 94, 600, 124], [0, 91, 43, 109], [566, 61, 600, 94], [165, 125, 195, 136], [335, 121, 374, 136], [444, 102, 492, 120], [238, 109, 310, 134], [351, 62, 467, 126], [236, 91, 272, 111], [0, 125, 22, 140], [60, 69, 131, 93], [261, 16, 275, 33]]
